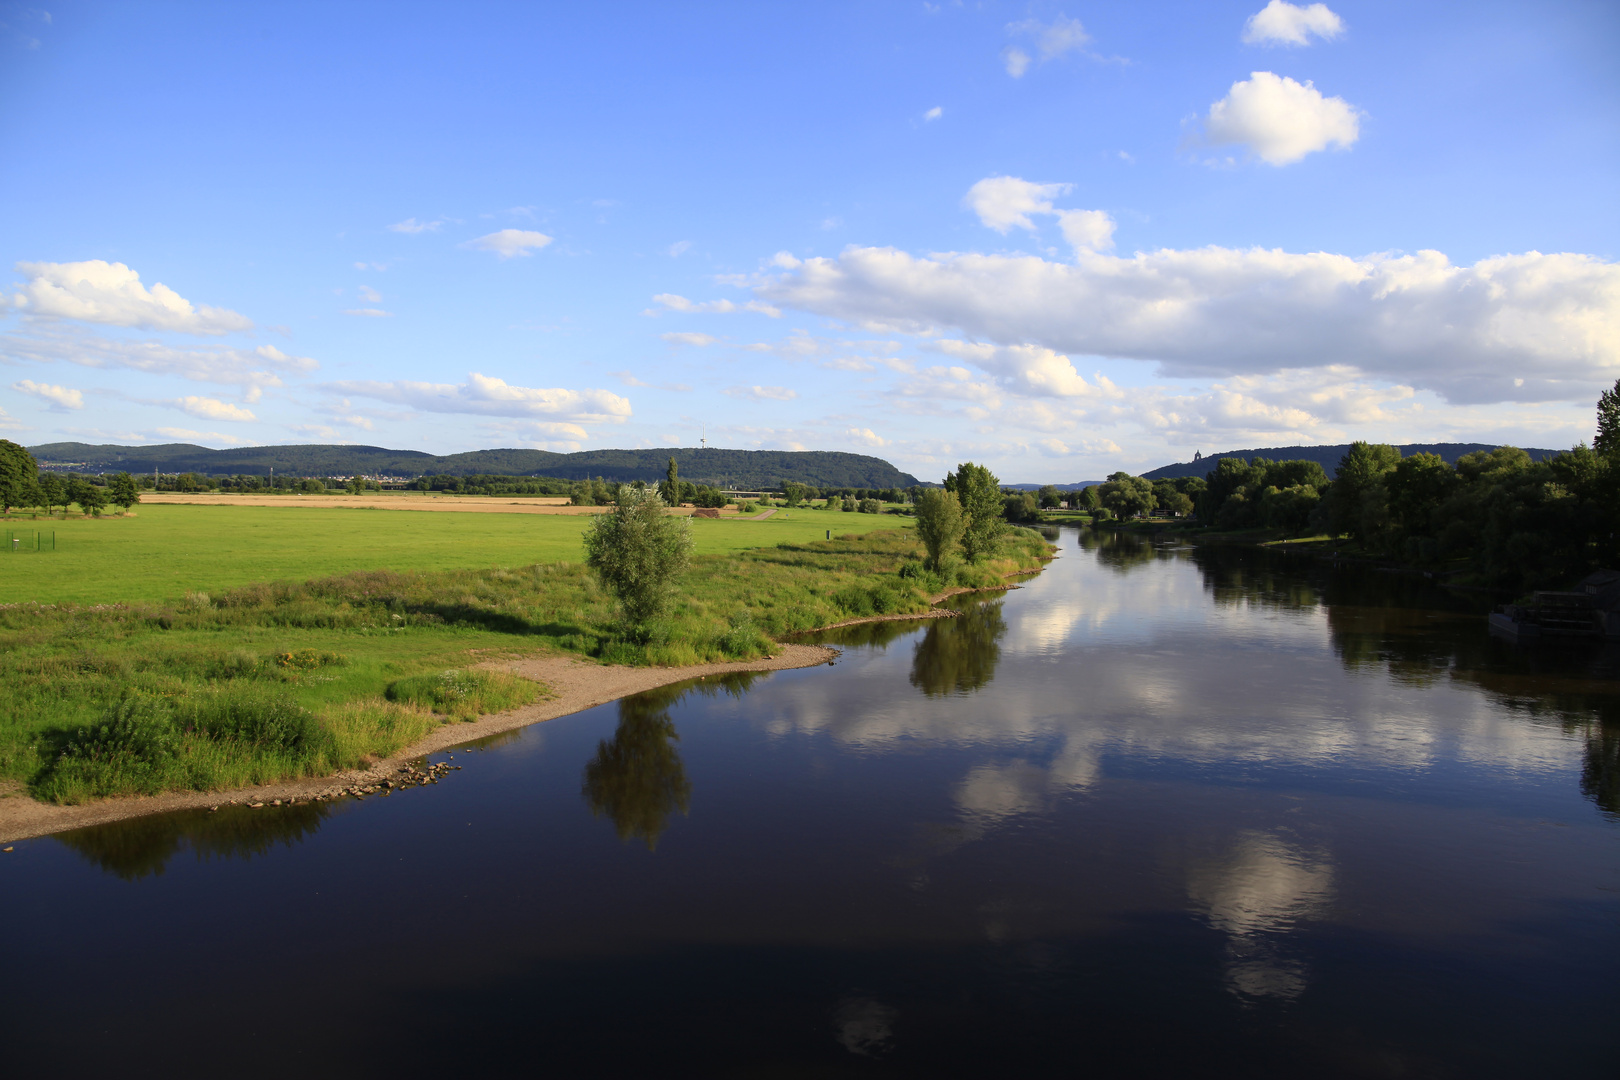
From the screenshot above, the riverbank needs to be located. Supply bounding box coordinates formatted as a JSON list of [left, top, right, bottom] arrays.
[[0, 643, 839, 844], [0, 528, 1053, 837]]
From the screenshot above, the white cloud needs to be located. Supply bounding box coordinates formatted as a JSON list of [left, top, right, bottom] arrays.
[[8, 260, 253, 334], [648, 293, 780, 317], [326, 372, 632, 423], [844, 427, 887, 446], [738, 330, 906, 373], [387, 217, 442, 233], [724, 385, 798, 401], [0, 328, 315, 391], [668, 240, 693, 258], [964, 177, 1072, 234], [1056, 209, 1116, 253], [758, 245, 1620, 405], [933, 341, 1123, 400], [609, 371, 693, 392], [1203, 71, 1360, 165], [463, 229, 554, 259], [661, 331, 718, 346], [1001, 47, 1031, 77], [358, 285, 382, 303], [11, 379, 83, 409], [1004, 14, 1091, 76], [154, 427, 251, 445], [0, 406, 25, 432], [962, 177, 1116, 253], [924, 106, 943, 122], [343, 308, 394, 317], [1243, 1, 1345, 46], [174, 395, 256, 422], [476, 419, 593, 452]]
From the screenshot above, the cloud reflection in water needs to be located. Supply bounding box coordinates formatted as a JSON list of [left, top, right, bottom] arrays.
[[1187, 830, 1336, 1001]]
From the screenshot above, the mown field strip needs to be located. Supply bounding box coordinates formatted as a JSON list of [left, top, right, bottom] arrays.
[[0, 503, 912, 606]]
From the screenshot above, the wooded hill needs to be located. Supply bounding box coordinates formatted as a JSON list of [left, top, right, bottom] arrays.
[[26, 442, 922, 490], [1138, 443, 1559, 483]]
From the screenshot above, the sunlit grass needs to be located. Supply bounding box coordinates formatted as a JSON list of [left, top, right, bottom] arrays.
[[0, 502, 913, 605], [0, 525, 1049, 804]]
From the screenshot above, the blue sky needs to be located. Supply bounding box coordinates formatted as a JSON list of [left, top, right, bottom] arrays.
[[1, 0, 1616, 482]]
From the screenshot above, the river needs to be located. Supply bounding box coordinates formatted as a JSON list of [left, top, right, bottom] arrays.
[[4, 526, 1618, 1076]]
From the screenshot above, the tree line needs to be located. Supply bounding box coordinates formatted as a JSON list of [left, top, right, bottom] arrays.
[[0, 444, 140, 516], [1088, 379, 1620, 591]]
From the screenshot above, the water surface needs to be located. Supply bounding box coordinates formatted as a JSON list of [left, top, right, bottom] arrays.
[[5, 527, 1618, 1076]]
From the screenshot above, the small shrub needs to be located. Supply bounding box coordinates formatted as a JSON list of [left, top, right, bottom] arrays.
[[319, 698, 442, 764], [61, 694, 180, 764], [181, 688, 323, 752], [275, 649, 347, 671], [385, 668, 540, 721], [719, 612, 771, 658], [213, 649, 265, 679]]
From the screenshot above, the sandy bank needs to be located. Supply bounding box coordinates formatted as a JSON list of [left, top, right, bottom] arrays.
[[0, 642, 839, 845]]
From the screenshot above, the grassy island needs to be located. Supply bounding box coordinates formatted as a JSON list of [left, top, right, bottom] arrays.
[[0, 503, 1049, 805]]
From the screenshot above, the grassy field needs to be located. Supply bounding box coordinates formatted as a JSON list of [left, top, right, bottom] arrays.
[[0, 501, 1050, 806], [0, 503, 907, 605]]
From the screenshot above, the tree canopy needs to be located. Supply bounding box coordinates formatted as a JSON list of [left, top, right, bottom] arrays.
[[0, 439, 37, 514], [913, 488, 965, 570], [581, 488, 693, 625], [944, 462, 1008, 563]]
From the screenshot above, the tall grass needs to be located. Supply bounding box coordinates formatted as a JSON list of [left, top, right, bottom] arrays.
[[1, 528, 1050, 803]]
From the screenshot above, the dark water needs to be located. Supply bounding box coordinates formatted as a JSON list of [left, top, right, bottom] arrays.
[[5, 527, 1619, 1077]]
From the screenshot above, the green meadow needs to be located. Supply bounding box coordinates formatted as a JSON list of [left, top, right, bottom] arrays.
[[0, 501, 1050, 806], [0, 502, 903, 605]]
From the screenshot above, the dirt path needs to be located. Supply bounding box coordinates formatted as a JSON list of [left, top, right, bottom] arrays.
[[0, 643, 837, 845]]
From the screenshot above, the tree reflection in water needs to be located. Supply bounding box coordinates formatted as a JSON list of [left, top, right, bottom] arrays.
[[1184, 541, 1620, 819], [910, 597, 1008, 698], [1075, 527, 1165, 575], [581, 673, 764, 850], [54, 800, 333, 880]]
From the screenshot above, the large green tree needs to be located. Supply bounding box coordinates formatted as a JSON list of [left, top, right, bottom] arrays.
[[661, 456, 679, 504], [107, 472, 140, 511], [1328, 442, 1400, 541], [582, 487, 693, 625], [1596, 377, 1620, 457], [1098, 472, 1156, 520], [0, 439, 37, 515], [38, 472, 66, 515], [1384, 453, 1455, 539], [943, 462, 1007, 562], [67, 475, 107, 517]]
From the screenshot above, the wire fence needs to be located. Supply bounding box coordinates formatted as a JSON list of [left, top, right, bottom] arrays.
[[5, 531, 56, 553]]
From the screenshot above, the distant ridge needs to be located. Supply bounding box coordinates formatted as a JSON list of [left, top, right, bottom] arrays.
[[1139, 442, 1561, 483], [24, 442, 921, 490]]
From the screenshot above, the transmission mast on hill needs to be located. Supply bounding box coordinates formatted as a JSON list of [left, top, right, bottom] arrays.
[[700, 424, 707, 449]]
